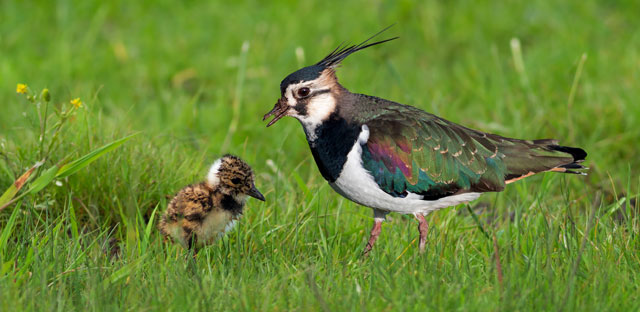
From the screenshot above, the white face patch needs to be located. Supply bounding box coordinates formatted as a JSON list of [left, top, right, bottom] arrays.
[[295, 93, 336, 141], [284, 81, 336, 141], [206, 159, 222, 186], [283, 82, 306, 107]]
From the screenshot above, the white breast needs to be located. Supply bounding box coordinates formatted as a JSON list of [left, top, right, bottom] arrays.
[[329, 125, 481, 215], [195, 210, 238, 246]]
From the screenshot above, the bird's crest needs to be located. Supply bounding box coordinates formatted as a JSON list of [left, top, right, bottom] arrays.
[[316, 25, 398, 68]]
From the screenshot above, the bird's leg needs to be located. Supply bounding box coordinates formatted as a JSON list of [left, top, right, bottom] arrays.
[[415, 214, 429, 253], [187, 234, 196, 250], [187, 235, 200, 259], [362, 219, 383, 257], [182, 225, 199, 258]]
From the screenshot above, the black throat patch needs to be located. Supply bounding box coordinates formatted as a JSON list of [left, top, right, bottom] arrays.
[[307, 113, 360, 182], [220, 195, 244, 216]]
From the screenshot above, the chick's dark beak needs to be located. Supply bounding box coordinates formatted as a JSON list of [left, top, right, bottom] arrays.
[[263, 98, 289, 127], [247, 185, 265, 201]]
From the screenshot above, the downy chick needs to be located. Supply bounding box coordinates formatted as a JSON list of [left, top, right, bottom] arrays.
[[159, 155, 265, 252]]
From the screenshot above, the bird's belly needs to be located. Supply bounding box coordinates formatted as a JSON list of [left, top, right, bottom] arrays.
[[196, 209, 237, 246], [163, 222, 189, 247], [329, 126, 481, 214]]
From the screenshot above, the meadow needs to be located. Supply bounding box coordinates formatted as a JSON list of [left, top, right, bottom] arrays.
[[1, 1, 639, 310]]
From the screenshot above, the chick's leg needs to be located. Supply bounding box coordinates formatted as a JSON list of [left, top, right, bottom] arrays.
[[181, 221, 199, 255]]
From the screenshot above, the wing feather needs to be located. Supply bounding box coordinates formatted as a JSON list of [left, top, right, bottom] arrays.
[[354, 97, 585, 199], [360, 106, 504, 199]]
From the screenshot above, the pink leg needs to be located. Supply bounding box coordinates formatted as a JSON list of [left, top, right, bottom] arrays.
[[416, 214, 429, 253], [362, 219, 383, 257]]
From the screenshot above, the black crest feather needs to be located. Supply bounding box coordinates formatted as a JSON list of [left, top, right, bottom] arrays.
[[279, 26, 398, 93], [316, 25, 398, 68]]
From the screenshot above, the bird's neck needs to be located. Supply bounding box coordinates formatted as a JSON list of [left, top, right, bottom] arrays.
[[208, 183, 245, 216], [304, 112, 361, 182]]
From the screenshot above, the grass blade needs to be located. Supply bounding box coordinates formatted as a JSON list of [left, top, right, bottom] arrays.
[[466, 204, 490, 240], [145, 203, 160, 242], [0, 200, 22, 256], [57, 133, 138, 178], [28, 165, 59, 194], [0, 162, 42, 210], [102, 255, 146, 288]]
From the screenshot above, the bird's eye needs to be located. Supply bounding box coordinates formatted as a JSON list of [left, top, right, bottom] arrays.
[[297, 87, 311, 98], [231, 178, 241, 184]]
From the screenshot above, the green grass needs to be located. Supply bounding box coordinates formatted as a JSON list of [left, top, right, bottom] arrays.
[[1, 0, 639, 310]]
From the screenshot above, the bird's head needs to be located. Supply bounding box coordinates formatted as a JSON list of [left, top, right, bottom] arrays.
[[263, 27, 398, 129], [206, 155, 265, 202]]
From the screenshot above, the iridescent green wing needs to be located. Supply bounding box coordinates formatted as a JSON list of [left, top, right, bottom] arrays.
[[359, 104, 580, 199]]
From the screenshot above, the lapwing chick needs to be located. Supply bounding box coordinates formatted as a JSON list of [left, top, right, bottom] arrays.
[[263, 27, 587, 256], [159, 155, 265, 253]]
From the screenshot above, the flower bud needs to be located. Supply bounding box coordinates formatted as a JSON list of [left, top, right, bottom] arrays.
[[41, 88, 51, 102]]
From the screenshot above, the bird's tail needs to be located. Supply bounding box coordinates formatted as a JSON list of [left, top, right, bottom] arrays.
[[503, 139, 588, 184], [545, 143, 588, 175]]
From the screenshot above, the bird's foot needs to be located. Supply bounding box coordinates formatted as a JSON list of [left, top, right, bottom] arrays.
[[362, 219, 383, 257]]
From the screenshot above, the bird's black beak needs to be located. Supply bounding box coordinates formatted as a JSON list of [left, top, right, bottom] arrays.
[[247, 185, 265, 201], [263, 98, 289, 127]]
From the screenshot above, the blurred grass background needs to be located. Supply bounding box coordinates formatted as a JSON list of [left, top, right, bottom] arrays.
[[1, 0, 639, 311]]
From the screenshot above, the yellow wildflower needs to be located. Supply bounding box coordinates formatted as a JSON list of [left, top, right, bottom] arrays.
[[16, 83, 27, 94], [70, 98, 82, 108]]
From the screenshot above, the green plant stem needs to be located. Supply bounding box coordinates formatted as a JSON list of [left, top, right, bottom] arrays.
[[38, 100, 49, 162]]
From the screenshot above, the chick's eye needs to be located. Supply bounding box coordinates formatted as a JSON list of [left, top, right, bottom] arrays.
[[231, 178, 241, 184], [297, 87, 310, 98]]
